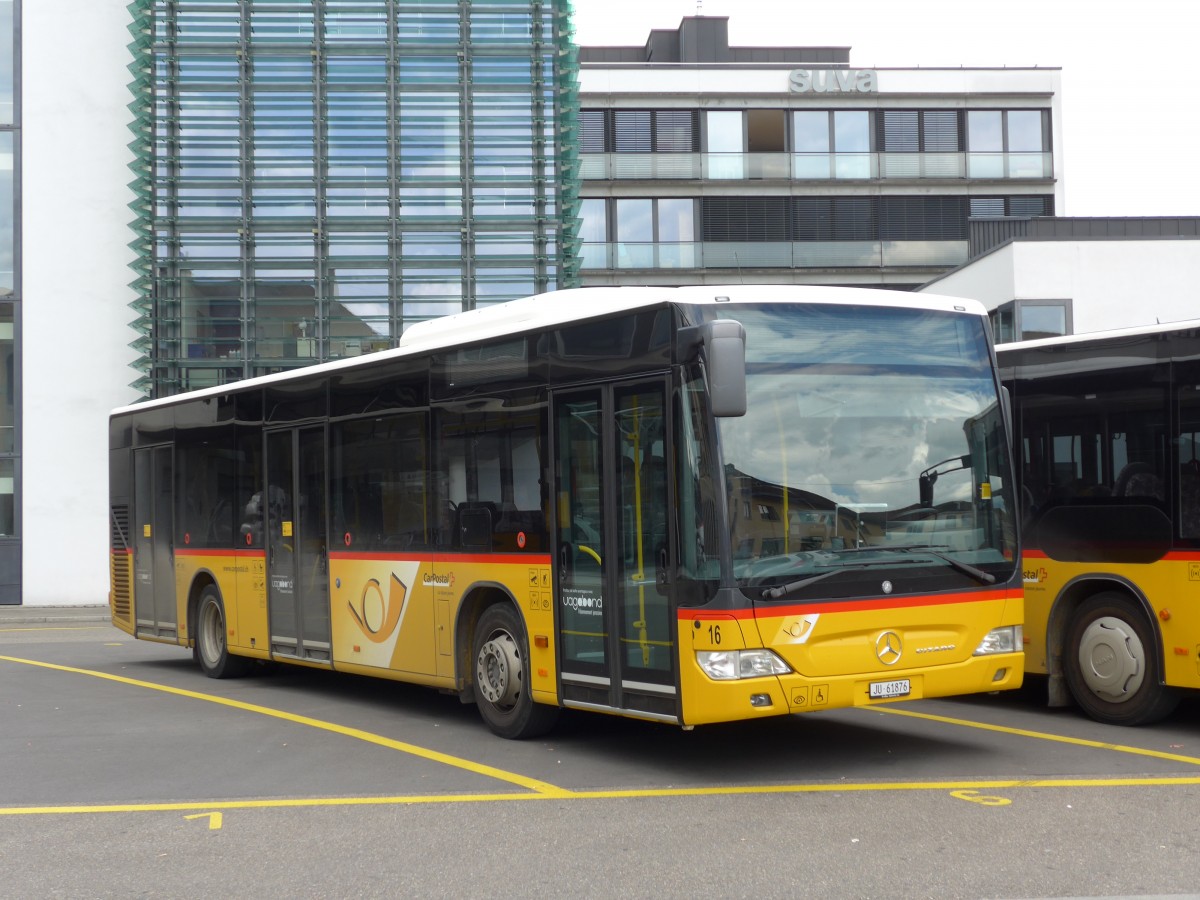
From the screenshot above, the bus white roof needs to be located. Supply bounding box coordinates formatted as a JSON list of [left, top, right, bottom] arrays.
[[399, 284, 986, 350], [996, 317, 1200, 354], [113, 284, 988, 416]]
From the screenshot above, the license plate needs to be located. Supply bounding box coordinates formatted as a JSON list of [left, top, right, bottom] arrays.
[[869, 678, 911, 699]]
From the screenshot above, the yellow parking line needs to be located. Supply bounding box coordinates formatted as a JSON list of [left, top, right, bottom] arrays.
[[4, 776, 1200, 818], [0, 654, 572, 798], [871, 705, 1200, 766]]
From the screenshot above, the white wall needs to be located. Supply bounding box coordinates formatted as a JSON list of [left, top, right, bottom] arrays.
[[22, 5, 140, 605], [1012, 241, 1200, 333], [922, 239, 1200, 336], [920, 245, 1017, 307]]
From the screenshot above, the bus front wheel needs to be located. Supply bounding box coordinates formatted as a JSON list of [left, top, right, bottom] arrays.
[[1064, 592, 1178, 726], [472, 604, 558, 739], [194, 586, 253, 679]]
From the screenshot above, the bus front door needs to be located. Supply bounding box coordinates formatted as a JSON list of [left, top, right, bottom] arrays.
[[265, 427, 331, 662], [552, 381, 678, 722], [133, 445, 178, 639]]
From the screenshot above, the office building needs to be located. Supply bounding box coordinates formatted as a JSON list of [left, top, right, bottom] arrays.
[[577, 17, 1063, 289], [1, 0, 17, 602]]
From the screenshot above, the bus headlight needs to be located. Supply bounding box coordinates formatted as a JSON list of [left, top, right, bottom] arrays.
[[973, 625, 1023, 656], [697, 649, 792, 680]]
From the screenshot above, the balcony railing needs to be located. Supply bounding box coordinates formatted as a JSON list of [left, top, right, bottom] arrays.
[[580, 151, 1053, 181], [581, 240, 969, 271]]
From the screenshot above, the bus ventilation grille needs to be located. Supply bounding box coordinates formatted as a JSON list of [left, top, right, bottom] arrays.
[[110, 506, 132, 623]]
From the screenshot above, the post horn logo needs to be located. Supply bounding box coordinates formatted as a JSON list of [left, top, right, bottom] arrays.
[[348, 572, 408, 643]]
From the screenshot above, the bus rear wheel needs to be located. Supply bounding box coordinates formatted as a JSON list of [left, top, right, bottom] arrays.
[[1064, 592, 1178, 726], [472, 604, 558, 739], [194, 586, 253, 679]]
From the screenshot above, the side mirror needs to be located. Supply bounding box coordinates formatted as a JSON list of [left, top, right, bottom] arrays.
[[679, 320, 747, 417]]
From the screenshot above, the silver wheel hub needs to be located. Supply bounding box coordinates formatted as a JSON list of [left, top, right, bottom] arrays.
[[1077, 615, 1145, 703], [477, 632, 522, 708], [200, 602, 224, 667]]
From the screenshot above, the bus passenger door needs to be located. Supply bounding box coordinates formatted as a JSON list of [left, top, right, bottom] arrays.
[[552, 380, 677, 721], [265, 427, 331, 662], [132, 445, 177, 639]]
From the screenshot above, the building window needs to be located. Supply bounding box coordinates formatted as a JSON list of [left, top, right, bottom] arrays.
[[655, 110, 697, 151], [609, 197, 696, 269], [580, 109, 605, 153], [0, 131, 11, 296], [879, 196, 968, 241], [1018, 301, 1071, 341], [793, 197, 876, 241], [793, 110, 870, 179], [746, 109, 785, 153], [595, 109, 699, 153], [990, 305, 1015, 344], [991, 299, 1072, 342], [615, 198, 653, 267], [0, 0, 11, 126], [579, 198, 608, 269], [705, 110, 744, 178], [701, 197, 789, 242], [969, 195, 1054, 219], [967, 110, 1050, 178], [879, 110, 961, 152], [613, 111, 652, 152]]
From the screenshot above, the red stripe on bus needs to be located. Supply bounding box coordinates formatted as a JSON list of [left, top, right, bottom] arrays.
[[679, 587, 1020, 621], [1022, 548, 1200, 562], [328, 551, 553, 566], [175, 548, 265, 559], [172, 548, 553, 566]]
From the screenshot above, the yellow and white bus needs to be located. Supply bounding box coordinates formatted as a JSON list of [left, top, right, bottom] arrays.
[[110, 285, 1023, 738], [999, 319, 1200, 725]]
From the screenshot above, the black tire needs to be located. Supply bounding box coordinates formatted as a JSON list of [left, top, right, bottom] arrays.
[[1063, 592, 1178, 726], [472, 604, 559, 739], [194, 586, 253, 679]]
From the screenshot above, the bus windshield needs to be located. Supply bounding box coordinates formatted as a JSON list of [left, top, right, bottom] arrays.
[[714, 303, 1017, 593]]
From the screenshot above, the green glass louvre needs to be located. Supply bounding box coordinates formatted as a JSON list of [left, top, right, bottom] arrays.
[[127, 0, 581, 397]]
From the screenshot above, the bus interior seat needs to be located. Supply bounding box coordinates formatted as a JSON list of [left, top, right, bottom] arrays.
[[1115, 461, 1164, 501]]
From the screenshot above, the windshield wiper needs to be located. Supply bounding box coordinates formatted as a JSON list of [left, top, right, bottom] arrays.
[[763, 560, 921, 600], [893, 546, 996, 585]]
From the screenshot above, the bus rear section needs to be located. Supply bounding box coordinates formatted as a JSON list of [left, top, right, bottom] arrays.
[[1000, 321, 1200, 725]]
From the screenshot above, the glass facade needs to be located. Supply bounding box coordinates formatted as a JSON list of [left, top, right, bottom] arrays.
[[129, 0, 581, 397], [0, 0, 17, 600], [579, 100, 1054, 279]]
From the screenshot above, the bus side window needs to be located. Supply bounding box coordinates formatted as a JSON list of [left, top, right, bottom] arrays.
[[1180, 460, 1200, 538], [1178, 394, 1200, 539], [434, 404, 547, 553], [331, 413, 428, 552]]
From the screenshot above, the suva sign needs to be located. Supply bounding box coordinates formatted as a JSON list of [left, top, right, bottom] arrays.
[[788, 69, 878, 94]]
